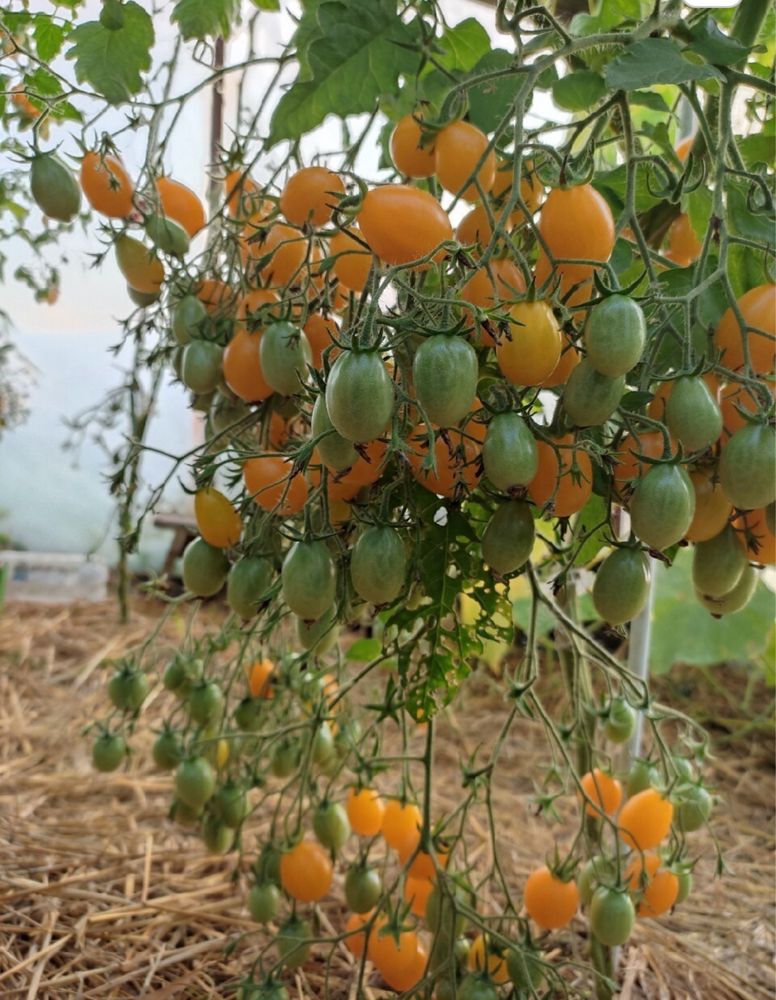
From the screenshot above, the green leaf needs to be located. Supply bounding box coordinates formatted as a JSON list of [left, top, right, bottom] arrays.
[[291, 0, 323, 82], [686, 15, 749, 66], [650, 548, 774, 673], [269, 0, 422, 145], [572, 494, 609, 567], [726, 179, 776, 245], [594, 163, 661, 214], [727, 242, 772, 297], [552, 70, 605, 111], [23, 67, 63, 97], [66, 1, 153, 105], [346, 637, 383, 661], [33, 17, 67, 62], [628, 89, 669, 111], [171, 0, 240, 39], [466, 49, 516, 135], [738, 129, 776, 169], [433, 17, 490, 73], [604, 38, 724, 90], [686, 186, 713, 243]]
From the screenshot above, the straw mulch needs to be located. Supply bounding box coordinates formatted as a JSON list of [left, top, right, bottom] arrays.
[[0, 596, 773, 1000]]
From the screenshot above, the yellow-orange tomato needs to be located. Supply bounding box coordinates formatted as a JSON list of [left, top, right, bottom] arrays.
[[280, 166, 345, 227], [618, 788, 673, 851], [347, 787, 385, 837], [390, 113, 436, 178], [686, 467, 733, 542], [194, 487, 242, 548], [254, 223, 309, 287], [734, 507, 776, 565], [456, 204, 495, 247], [329, 227, 372, 291], [496, 299, 562, 386], [403, 845, 448, 880], [268, 411, 289, 450], [675, 136, 693, 162], [613, 430, 666, 488], [344, 910, 372, 958], [224, 170, 272, 223], [580, 769, 623, 818], [666, 212, 701, 267], [243, 454, 308, 515], [248, 658, 275, 699], [368, 919, 420, 988], [434, 120, 496, 202], [404, 876, 434, 918], [304, 313, 339, 368], [280, 840, 333, 902], [408, 422, 482, 499], [385, 939, 427, 992], [492, 161, 544, 215], [540, 184, 615, 264], [223, 329, 273, 403], [343, 439, 388, 486], [541, 334, 581, 388], [527, 435, 593, 518], [460, 258, 526, 346], [156, 176, 206, 236], [627, 854, 679, 917], [381, 799, 422, 854], [358, 185, 452, 266], [80, 151, 134, 218], [236, 287, 279, 327], [197, 278, 234, 317], [715, 284, 776, 375], [524, 866, 579, 930], [719, 381, 769, 437], [467, 934, 509, 985], [215, 738, 230, 768], [534, 251, 596, 308]]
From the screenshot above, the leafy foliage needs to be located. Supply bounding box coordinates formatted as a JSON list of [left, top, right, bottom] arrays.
[[66, 1, 154, 104]]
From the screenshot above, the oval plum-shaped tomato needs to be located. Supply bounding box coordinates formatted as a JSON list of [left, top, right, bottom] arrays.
[[697, 561, 758, 616], [325, 350, 394, 442], [390, 112, 436, 178], [715, 283, 775, 374], [222, 329, 273, 403], [540, 183, 615, 263], [718, 422, 776, 510], [182, 538, 229, 596], [351, 525, 407, 604], [523, 866, 579, 930], [686, 466, 733, 542], [243, 454, 308, 515], [156, 176, 206, 236], [408, 420, 482, 498], [280, 166, 344, 227], [562, 358, 624, 427], [482, 412, 538, 491], [735, 506, 776, 565], [590, 887, 635, 946], [259, 321, 312, 396], [434, 120, 496, 202], [460, 259, 526, 347], [281, 539, 336, 620], [618, 788, 673, 851], [358, 185, 452, 265], [194, 487, 241, 548], [496, 300, 561, 387], [227, 556, 273, 619], [181, 340, 222, 394], [692, 524, 747, 598], [630, 464, 695, 551], [527, 435, 592, 518], [584, 294, 645, 377], [412, 334, 478, 427], [481, 500, 535, 576], [329, 227, 372, 291], [592, 547, 651, 625], [31, 153, 81, 222], [311, 394, 358, 470], [145, 213, 190, 257], [665, 211, 701, 266], [665, 376, 722, 453], [81, 150, 134, 218], [115, 234, 164, 294]]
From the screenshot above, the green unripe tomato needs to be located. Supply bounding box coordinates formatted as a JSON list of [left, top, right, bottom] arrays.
[[248, 882, 281, 923]]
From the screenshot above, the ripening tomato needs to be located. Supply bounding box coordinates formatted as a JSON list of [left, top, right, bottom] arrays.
[[404, 875, 433, 918], [540, 184, 615, 263], [467, 934, 509, 985], [541, 334, 580, 387], [715, 284, 776, 374], [618, 788, 673, 851], [358, 185, 452, 265], [256, 223, 309, 287], [344, 910, 372, 958], [194, 487, 242, 548], [719, 381, 771, 437], [534, 252, 595, 307], [626, 854, 679, 917], [236, 287, 279, 327], [197, 278, 234, 316], [280, 166, 345, 227], [580, 769, 623, 818], [685, 467, 733, 542], [223, 329, 273, 402], [613, 430, 667, 491], [156, 177, 206, 236], [303, 313, 338, 368], [491, 161, 544, 216], [280, 839, 333, 902], [115, 235, 164, 295], [403, 844, 448, 880], [460, 259, 526, 347], [381, 799, 422, 854], [434, 120, 496, 202], [496, 300, 562, 386], [527, 435, 593, 518], [390, 112, 436, 178], [80, 151, 134, 218], [409, 421, 482, 498], [243, 454, 308, 515], [248, 658, 275, 698], [666, 212, 701, 267], [347, 786, 385, 837], [329, 227, 372, 291], [734, 507, 776, 565], [224, 170, 272, 223], [524, 866, 579, 930], [368, 919, 420, 989]]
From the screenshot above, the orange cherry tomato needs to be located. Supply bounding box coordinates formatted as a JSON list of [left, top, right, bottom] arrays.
[[343, 439, 388, 487], [434, 120, 496, 202], [194, 487, 242, 548], [467, 933, 509, 985], [280, 166, 345, 227], [243, 454, 308, 515], [408, 422, 482, 498], [382, 937, 427, 992], [734, 507, 776, 565], [197, 278, 234, 317], [236, 287, 279, 327], [347, 787, 385, 837], [224, 170, 272, 223], [304, 313, 339, 368], [358, 185, 452, 266], [381, 799, 422, 854], [528, 435, 593, 518], [539, 184, 615, 264], [390, 113, 436, 178], [368, 918, 420, 988], [155, 176, 206, 236], [280, 839, 333, 902], [223, 329, 273, 403], [404, 876, 434, 919], [626, 854, 679, 917], [405, 846, 448, 881], [715, 283, 776, 374], [612, 430, 666, 488], [460, 259, 526, 347], [685, 467, 733, 542], [496, 299, 562, 386], [268, 411, 289, 450], [618, 788, 673, 852], [666, 212, 701, 267], [541, 334, 581, 387], [344, 910, 372, 958], [534, 251, 596, 308], [80, 151, 134, 218], [329, 227, 372, 291], [253, 223, 309, 287], [524, 866, 579, 930], [248, 657, 275, 698], [491, 161, 544, 216], [580, 768, 623, 818]]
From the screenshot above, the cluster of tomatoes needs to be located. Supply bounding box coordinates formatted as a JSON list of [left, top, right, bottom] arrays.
[[32, 106, 772, 995]]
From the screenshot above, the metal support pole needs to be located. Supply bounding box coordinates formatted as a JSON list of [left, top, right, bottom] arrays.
[[626, 560, 657, 763]]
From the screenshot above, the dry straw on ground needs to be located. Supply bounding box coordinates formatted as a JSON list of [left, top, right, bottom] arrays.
[[0, 596, 773, 999]]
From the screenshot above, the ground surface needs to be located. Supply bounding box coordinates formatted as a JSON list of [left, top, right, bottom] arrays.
[[0, 597, 773, 999]]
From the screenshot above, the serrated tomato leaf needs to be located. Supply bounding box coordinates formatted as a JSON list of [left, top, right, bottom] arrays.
[[66, 1, 153, 105]]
